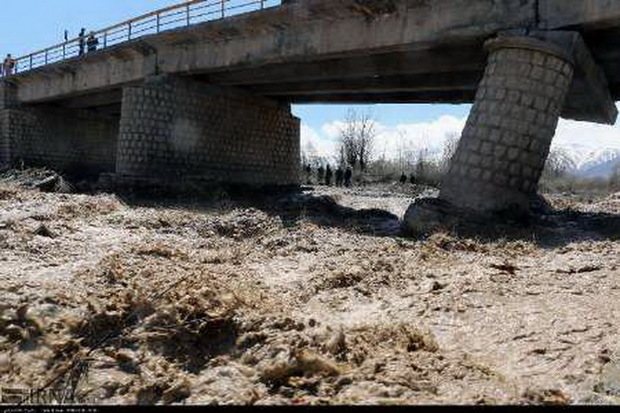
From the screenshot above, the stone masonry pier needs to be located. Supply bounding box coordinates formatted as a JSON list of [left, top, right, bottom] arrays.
[[0, 76, 300, 187], [405, 30, 616, 231], [116, 76, 300, 186], [441, 34, 575, 213]]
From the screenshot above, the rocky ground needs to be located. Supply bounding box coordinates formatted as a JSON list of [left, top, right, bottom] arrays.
[[1, 169, 620, 406]]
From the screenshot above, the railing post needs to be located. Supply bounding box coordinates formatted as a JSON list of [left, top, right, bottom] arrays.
[[11, 0, 276, 71]]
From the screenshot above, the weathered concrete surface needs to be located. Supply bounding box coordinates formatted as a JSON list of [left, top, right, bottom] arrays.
[[557, 31, 619, 124], [540, 0, 620, 30], [502, 29, 618, 125], [0, 81, 18, 109]]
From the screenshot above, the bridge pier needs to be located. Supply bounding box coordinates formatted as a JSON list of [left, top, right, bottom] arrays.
[[443, 35, 575, 211], [406, 33, 580, 232], [1, 79, 119, 175], [114, 76, 300, 188], [0, 81, 18, 169]]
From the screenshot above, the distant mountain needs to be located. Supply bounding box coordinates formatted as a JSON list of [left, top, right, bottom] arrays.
[[561, 147, 620, 178], [579, 156, 620, 179]]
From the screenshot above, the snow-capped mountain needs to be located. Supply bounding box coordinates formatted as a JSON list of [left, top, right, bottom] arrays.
[[558, 146, 620, 178]]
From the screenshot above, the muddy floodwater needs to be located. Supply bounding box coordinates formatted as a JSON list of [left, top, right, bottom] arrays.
[[1, 173, 620, 405]]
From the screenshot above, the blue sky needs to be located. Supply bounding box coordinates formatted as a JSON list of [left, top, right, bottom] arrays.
[[1, 1, 180, 57], [2, 1, 618, 164], [292, 104, 471, 134]]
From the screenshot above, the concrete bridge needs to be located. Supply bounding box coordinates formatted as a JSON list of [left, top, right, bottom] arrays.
[[1, 0, 619, 224]]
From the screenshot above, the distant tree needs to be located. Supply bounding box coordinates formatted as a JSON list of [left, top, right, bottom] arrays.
[[300, 149, 309, 169], [394, 131, 416, 173], [543, 147, 576, 180], [610, 163, 620, 190], [439, 131, 460, 174], [338, 109, 377, 172]]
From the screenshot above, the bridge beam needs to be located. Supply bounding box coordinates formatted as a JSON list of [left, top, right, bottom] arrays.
[[405, 32, 589, 232], [113, 76, 300, 187]]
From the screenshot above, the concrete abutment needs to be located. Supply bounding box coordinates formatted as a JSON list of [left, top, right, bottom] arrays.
[[115, 76, 301, 187]]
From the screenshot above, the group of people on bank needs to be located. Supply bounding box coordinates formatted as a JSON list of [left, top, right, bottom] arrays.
[[2, 29, 101, 77], [305, 164, 420, 188], [399, 172, 417, 185], [305, 164, 353, 187]]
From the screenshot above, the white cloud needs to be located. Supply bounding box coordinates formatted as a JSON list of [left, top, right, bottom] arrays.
[[301, 103, 620, 168], [316, 115, 466, 162], [553, 105, 620, 153], [377, 115, 466, 160], [300, 123, 338, 160]]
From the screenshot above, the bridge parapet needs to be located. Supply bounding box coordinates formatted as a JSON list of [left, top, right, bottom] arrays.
[[2, 0, 281, 77]]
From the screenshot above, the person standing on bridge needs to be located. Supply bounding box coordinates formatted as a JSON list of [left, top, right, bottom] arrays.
[[86, 32, 99, 53], [3, 54, 16, 76], [78, 28, 86, 56]]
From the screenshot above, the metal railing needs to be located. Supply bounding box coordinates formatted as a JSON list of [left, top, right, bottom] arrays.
[[2, 0, 281, 77]]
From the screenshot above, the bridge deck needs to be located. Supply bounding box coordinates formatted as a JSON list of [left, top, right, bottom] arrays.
[[4, 0, 620, 112]]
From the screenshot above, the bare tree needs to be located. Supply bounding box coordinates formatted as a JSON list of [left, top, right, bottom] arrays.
[[395, 130, 413, 173], [543, 147, 576, 180], [415, 148, 429, 181], [610, 163, 620, 190], [439, 131, 460, 174], [338, 109, 377, 172]]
